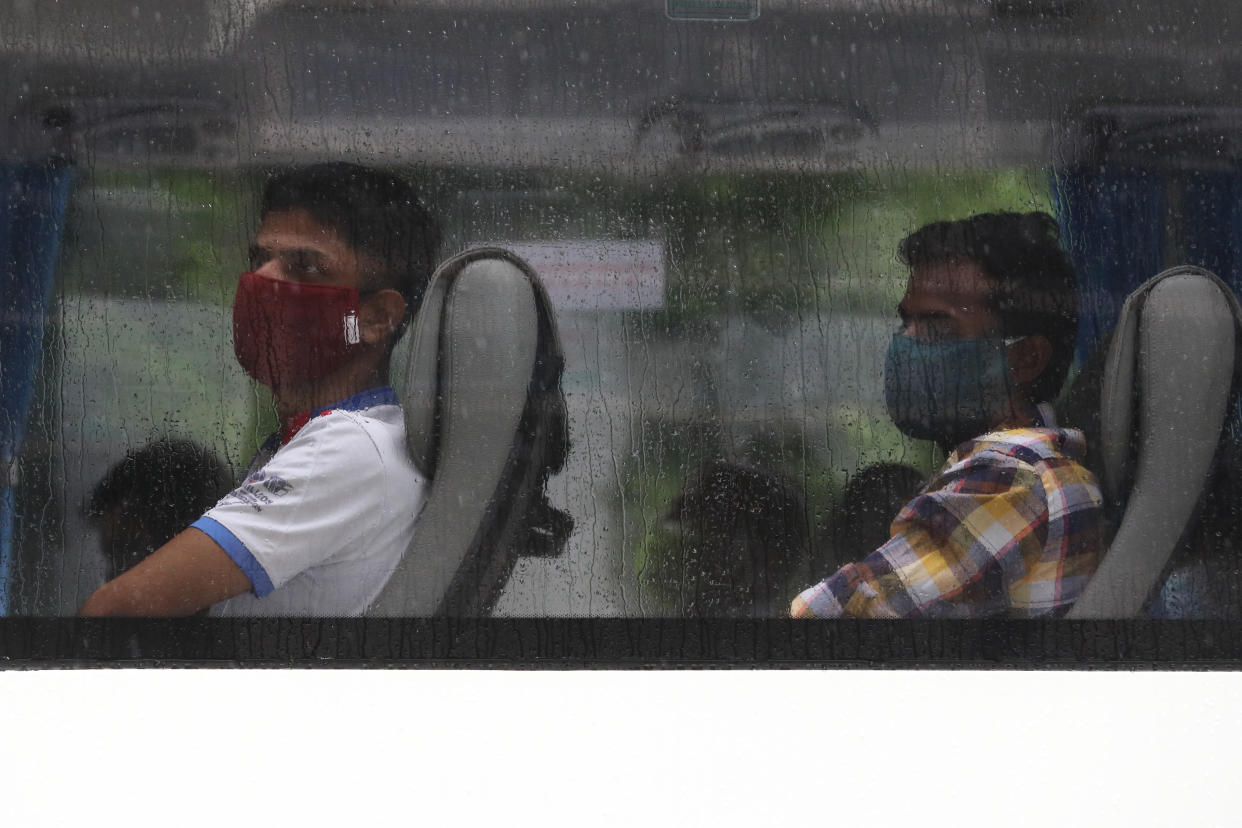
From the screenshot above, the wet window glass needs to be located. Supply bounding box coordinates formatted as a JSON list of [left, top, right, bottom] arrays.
[[1, 0, 1238, 623]]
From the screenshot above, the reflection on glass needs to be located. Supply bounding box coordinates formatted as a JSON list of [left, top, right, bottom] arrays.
[[0, 1, 1238, 620]]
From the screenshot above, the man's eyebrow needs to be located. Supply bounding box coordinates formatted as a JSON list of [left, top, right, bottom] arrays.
[[249, 244, 330, 262], [285, 247, 329, 261]]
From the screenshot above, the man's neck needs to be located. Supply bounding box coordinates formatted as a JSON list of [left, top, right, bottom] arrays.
[[937, 396, 1043, 453], [993, 395, 1042, 433], [273, 368, 389, 428]]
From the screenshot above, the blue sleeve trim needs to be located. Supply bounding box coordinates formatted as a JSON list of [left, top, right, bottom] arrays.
[[191, 516, 275, 598]]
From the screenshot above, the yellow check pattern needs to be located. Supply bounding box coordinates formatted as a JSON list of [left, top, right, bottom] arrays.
[[792, 426, 1104, 619]]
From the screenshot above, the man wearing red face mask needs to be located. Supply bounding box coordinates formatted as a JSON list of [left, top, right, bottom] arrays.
[[80, 163, 441, 616]]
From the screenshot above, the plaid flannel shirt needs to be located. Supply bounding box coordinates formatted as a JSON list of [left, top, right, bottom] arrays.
[[792, 418, 1104, 619]]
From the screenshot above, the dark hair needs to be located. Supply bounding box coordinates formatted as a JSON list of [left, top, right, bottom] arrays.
[[261, 162, 442, 326], [663, 461, 810, 617], [898, 211, 1079, 404], [88, 439, 233, 578], [832, 462, 926, 563]]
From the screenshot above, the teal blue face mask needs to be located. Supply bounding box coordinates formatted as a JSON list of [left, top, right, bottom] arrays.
[[883, 332, 1018, 448]]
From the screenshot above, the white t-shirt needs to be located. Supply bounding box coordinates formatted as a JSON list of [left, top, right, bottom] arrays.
[[194, 387, 426, 616]]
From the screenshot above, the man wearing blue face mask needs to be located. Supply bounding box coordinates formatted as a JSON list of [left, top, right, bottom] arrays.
[[792, 211, 1104, 618]]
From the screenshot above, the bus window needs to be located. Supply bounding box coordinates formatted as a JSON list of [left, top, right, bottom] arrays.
[[0, 0, 1237, 622]]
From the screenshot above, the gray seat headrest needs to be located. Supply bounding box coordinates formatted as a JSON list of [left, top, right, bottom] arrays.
[[399, 250, 544, 478], [1069, 266, 1241, 618], [368, 247, 546, 616]]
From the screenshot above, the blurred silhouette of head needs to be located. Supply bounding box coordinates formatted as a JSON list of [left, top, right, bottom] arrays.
[[664, 461, 810, 617], [88, 438, 233, 580], [832, 462, 926, 562]]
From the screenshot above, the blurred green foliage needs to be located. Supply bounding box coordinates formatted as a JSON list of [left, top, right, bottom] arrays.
[[625, 167, 1055, 609], [52, 168, 271, 464], [57, 168, 252, 305], [46, 163, 1057, 612]]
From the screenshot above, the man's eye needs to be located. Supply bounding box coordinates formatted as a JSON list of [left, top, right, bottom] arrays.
[[288, 255, 322, 277], [248, 249, 269, 270], [900, 319, 954, 342]]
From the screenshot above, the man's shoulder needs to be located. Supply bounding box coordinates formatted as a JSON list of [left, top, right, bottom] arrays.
[[958, 426, 1089, 468], [927, 426, 1096, 499], [289, 403, 405, 447], [268, 402, 418, 484]]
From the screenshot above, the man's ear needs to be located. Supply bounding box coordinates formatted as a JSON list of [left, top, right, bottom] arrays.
[[1007, 334, 1052, 386], [359, 289, 408, 346]]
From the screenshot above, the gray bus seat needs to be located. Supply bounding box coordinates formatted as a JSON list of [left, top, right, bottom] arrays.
[[367, 246, 570, 616], [1067, 266, 1241, 618]]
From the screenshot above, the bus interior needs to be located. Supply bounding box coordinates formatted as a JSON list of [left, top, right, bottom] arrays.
[[2, 0, 1240, 621]]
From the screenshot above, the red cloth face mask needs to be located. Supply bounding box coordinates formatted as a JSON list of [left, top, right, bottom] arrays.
[[232, 271, 365, 389]]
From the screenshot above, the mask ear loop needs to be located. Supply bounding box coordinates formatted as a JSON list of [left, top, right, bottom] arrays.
[[348, 288, 385, 346], [343, 310, 361, 345]]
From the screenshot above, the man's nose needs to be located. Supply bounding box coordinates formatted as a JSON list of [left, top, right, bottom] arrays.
[[252, 259, 288, 281], [900, 320, 924, 339]]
